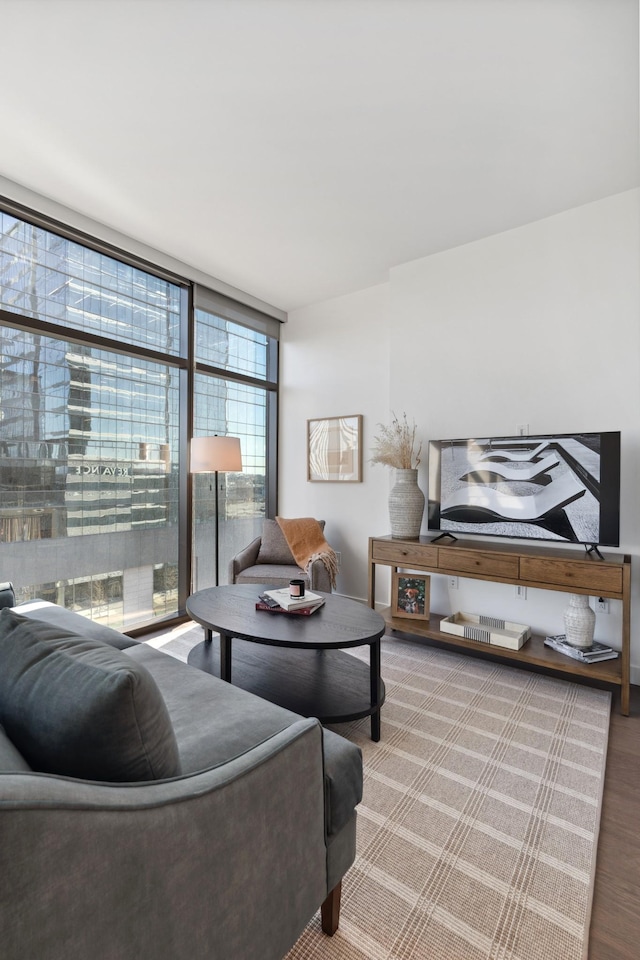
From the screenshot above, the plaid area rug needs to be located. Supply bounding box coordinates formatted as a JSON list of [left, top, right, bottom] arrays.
[[150, 628, 611, 960]]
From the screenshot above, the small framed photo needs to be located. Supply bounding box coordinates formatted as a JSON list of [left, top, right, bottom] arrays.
[[391, 573, 430, 621], [307, 414, 363, 482]]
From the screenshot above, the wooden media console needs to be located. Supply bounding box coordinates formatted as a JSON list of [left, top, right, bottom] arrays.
[[368, 535, 632, 714]]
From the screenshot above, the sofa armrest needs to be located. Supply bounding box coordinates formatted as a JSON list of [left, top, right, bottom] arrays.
[[229, 535, 262, 583], [0, 582, 16, 608], [308, 557, 332, 592], [0, 718, 329, 960]]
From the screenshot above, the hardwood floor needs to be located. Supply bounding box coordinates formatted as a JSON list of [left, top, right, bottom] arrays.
[[590, 683, 640, 959]]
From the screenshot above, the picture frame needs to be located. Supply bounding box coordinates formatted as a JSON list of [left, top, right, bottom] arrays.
[[307, 414, 363, 482], [391, 572, 430, 621]]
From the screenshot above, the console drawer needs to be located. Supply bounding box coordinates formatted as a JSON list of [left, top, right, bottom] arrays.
[[371, 541, 438, 567], [438, 547, 519, 580], [520, 557, 623, 595]]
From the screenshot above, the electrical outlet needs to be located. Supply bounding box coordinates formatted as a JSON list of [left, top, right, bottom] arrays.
[[449, 576, 459, 589], [596, 597, 609, 614], [515, 585, 527, 600], [335, 551, 342, 567]]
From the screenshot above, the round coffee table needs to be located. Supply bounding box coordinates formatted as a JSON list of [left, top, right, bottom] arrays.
[[186, 584, 386, 741]]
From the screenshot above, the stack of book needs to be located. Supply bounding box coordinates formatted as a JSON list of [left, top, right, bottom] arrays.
[[544, 633, 619, 663], [255, 588, 325, 616]]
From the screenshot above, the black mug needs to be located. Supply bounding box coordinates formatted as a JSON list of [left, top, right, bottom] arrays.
[[289, 579, 305, 599]]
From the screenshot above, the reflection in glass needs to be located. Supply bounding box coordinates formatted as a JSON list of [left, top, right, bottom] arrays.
[[192, 373, 267, 590], [0, 212, 182, 353], [195, 309, 268, 380], [0, 325, 180, 628]]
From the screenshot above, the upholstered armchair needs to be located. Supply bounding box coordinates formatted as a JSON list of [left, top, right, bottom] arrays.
[[229, 519, 334, 592]]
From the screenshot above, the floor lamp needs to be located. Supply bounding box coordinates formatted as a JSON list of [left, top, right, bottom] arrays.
[[190, 435, 243, 587]]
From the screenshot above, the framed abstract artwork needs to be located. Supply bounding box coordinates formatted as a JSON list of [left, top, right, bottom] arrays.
[[307, 415, 363, 482]]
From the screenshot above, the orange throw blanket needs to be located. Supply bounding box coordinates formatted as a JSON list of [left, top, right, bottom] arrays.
[[276, 517, 339, 589]]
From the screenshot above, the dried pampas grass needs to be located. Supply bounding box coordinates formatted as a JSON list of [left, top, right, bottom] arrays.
[[370, 412, 422, 469]]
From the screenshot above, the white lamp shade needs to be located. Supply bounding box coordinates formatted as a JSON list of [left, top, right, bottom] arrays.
[[190, 436, 242, 473]]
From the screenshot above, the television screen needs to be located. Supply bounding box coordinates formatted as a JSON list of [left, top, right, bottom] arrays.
[[428, 431, 620, 547]]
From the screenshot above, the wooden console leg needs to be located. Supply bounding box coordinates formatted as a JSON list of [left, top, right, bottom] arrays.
[[321, 881, 342, 936]]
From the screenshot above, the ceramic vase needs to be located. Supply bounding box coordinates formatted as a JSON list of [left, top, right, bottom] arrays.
[[563, 593, 596, 649], [389, 468, 425, 539]]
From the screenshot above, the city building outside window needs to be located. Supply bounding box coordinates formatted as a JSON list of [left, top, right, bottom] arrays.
[[0, 208, 278, 630]]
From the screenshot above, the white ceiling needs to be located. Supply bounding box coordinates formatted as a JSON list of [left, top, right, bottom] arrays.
[[1, 0, 638, 313]]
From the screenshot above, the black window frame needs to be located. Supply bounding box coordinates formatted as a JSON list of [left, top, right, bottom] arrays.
[[0, 195, 280, 633]]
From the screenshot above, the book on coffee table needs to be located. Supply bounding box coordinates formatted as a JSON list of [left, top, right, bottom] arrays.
[[255, 599, 325, 616], [262, 588, 324, 612]]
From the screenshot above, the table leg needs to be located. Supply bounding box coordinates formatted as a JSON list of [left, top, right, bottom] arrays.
[[220, 632, 232, 683], [370, 638, 381, 742]]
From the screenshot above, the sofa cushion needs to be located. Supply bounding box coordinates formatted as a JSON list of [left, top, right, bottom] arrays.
[[127, 644, 362, 836], [0, 608, 180, 782], [125, 643, 304, 773], [256, 519, 296, 565], [0, 724, 31, 772]]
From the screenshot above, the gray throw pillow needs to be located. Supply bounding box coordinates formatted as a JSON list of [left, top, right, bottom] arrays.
[[256, 519, 296, 564], [0, 608, 181, 782], [256, 519, 326, 565]]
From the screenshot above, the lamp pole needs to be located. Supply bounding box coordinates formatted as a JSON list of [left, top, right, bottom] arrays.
[[190, 436, 243, 588], [213, 468, 220, 587]]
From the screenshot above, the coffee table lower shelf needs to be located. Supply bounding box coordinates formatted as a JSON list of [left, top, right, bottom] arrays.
[[382, 608, 624, 691], [188, 638, 386, 727]]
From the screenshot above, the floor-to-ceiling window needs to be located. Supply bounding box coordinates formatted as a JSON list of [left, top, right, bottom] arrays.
[[0, 204, 279, 630], [192, 298, 278, 592]]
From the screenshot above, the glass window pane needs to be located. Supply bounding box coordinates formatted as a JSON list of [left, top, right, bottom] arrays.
[[192, 373, 267, 590], [0, 205, 278, 631], [195, 309, 268, 380], [13, 573, 124, 628], [0, 324, 180, 629], [0, 213, 183, 354]]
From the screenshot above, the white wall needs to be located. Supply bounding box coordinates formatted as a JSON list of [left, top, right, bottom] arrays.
[[279, 282, 390, 600], [281, 189, 640, 678]]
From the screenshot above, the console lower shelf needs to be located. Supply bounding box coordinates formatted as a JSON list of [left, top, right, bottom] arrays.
[[381, 608, 623, 685]]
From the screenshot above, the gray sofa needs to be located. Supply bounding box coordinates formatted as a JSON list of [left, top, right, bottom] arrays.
[[230, 518, 333, 591], [0, 591, 363, 960]]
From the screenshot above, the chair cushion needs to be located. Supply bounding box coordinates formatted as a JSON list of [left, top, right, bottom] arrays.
[[235, 563, 308, 587], [256, 519, 296, 564], [0, 608, 181, 782]]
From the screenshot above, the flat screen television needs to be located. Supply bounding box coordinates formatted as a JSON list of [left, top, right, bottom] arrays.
[[428, 431, 621, 548]]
